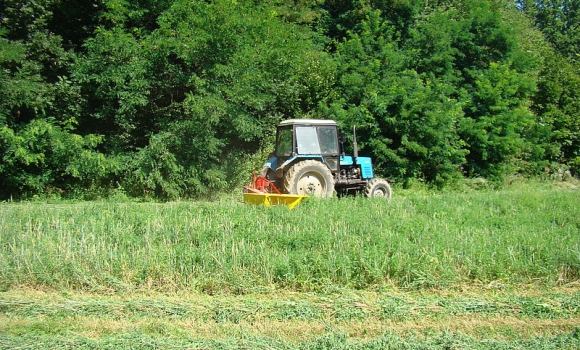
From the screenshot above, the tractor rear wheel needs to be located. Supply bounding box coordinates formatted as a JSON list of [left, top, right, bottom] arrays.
[[284, 160, 334, 198], [365, 178, 392, 198]]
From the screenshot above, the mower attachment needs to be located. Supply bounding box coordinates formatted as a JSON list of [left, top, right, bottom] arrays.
[[243, 192, 308, 210], [243, 171, 308, 209]]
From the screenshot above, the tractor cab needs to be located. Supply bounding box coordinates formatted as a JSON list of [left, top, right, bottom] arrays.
[[274, 119, 340, 174]]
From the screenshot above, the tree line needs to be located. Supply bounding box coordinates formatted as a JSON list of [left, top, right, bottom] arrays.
[[1, 0, 578, 200]]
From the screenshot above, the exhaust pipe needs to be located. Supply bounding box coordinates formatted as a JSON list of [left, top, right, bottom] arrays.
[[353, 125, 358, 165]]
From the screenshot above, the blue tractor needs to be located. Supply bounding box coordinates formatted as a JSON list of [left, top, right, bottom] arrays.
[[247, 119, 391, 199]]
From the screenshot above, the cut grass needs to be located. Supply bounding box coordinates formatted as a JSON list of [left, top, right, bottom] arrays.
[[1, 287, 579, 348]]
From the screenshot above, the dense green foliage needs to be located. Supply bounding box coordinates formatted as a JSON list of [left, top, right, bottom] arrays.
[[1, 0, 579, 199]]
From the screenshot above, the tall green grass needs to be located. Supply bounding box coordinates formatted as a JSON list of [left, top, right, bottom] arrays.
[[1, 182, 579, 293]]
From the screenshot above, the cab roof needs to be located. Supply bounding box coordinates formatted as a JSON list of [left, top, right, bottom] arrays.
[[278, 119, 338, 127]]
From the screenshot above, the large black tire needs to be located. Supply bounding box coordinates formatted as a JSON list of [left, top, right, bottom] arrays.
[[283, 160, 334, 198], [365, 178, 392, 198]]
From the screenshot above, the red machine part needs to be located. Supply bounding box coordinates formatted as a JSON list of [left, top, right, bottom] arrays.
[[243, 171, 281, 194]]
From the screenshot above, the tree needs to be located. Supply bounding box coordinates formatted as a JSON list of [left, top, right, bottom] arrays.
[[530, 54, 580, 175], [0, 119, 119, 198], [73, 0, 335, 198], [322, 0, 538, 184], [0, 1, 117, 199], [518, 0, 580, 176], [412, 0, 538, 180], [519, 0, 580, 61], [324, 6, 468, 186]]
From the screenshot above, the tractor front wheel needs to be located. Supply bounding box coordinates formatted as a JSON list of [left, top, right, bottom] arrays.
[[284, 160, 334, 198], [365, 178, 392, 199]]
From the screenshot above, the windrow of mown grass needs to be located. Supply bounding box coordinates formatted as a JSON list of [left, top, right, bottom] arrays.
[[1, 182, 579, 293], [1, 288, 580, 349], [2, 288, 580, 325], [3, 329, 578, 350]]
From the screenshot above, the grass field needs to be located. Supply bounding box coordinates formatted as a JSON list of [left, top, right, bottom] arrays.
[[1, 180, 579, 348]]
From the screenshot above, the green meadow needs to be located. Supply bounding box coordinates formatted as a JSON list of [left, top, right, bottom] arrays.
[[1, 181, 579, 348]]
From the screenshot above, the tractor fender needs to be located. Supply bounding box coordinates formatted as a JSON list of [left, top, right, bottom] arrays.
[[260, 155, 278, 176], [275, 155, 326, 178]]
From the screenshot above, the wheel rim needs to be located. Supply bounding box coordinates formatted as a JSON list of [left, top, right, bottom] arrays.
[[373, 188, 387, 197], [297, 172, 326, 195]]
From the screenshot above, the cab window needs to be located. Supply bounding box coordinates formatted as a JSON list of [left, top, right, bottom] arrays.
[[318, 127, 338, 154], [296, 127, 321, 154], [276, 127, 293, 156]]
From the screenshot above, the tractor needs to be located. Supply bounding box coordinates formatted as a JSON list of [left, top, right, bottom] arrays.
[[244, 119, 392, 202]]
